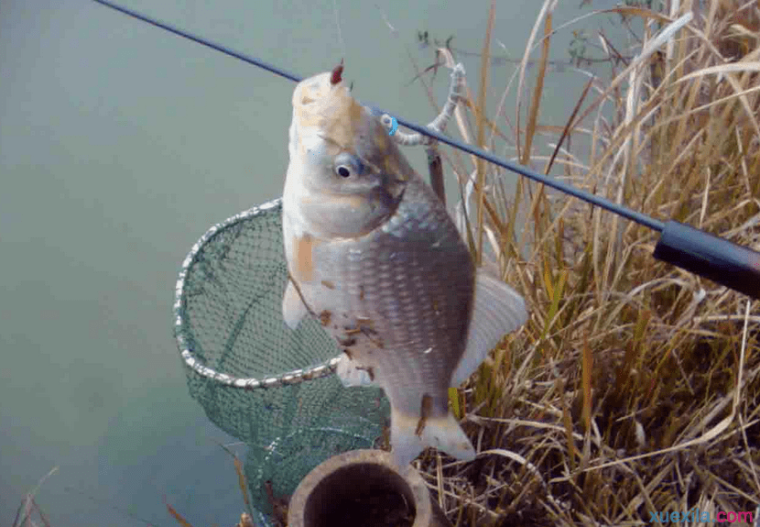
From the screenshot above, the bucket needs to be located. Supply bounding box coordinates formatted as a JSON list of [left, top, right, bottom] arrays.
[[288, 449, 452, 527]]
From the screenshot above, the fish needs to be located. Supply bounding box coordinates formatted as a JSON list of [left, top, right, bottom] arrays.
[[281, 63, 528, 467]]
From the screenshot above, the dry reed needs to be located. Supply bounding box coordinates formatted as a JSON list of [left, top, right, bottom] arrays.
[[413, 1, 760, 525]]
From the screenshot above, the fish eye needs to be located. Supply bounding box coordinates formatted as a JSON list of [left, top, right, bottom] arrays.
[[334, 153, 363, 179]]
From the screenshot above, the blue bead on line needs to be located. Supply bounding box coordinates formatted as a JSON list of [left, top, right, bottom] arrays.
[[387, 116, 398, 136]]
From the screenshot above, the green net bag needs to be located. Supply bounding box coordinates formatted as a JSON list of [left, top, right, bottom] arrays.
[[174, 198, 390, 526]]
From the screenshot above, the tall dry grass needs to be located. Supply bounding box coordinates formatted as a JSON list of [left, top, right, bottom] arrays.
[[413, 1, 760, 525]]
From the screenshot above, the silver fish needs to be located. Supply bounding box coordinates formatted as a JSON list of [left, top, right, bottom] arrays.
[[281, 64, 528, 467]]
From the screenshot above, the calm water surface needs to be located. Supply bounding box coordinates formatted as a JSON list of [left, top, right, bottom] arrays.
[[0, 1, 621, 524]]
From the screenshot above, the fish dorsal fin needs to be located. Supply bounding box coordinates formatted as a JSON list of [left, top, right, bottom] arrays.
[[450, 268, 528, 387], [282, 279, 308, 330]]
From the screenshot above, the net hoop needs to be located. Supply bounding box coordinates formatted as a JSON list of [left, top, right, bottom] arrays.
[[173, 198, 341, 390]]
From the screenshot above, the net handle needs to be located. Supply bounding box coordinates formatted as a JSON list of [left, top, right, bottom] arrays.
[[173, 198, 342, 389]]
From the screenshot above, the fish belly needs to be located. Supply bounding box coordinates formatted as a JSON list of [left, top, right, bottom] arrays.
[[291, 177, 478, 465]]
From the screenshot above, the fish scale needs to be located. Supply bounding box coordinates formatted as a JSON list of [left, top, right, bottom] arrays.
[[296, 175, 472, 421], [281, 67, 528, 466]]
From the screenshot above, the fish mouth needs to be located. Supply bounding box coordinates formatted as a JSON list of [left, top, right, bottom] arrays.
[[291, 71, 363, 145]]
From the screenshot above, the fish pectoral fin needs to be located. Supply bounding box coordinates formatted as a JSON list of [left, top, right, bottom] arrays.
[[450, 268, 529, 387], [335, 354, 376, 388], [391, 409, 476, 467], [282, 279, 308, 330]]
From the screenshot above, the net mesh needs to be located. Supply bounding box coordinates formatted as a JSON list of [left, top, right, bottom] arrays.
[[174, 199, 390, 526]]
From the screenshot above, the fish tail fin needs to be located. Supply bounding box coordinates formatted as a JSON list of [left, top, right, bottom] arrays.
[[390, 409, 476, 467]]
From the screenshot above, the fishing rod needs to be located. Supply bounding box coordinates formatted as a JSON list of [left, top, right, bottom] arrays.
[[91, 0, 760, 300]]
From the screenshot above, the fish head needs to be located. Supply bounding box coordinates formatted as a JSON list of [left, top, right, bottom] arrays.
[[285, 66, 412, 239]]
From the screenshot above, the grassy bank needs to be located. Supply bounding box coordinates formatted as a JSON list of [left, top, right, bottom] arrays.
[[417, 1, 760, 525]]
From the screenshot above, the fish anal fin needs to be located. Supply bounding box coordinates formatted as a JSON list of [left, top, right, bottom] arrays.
[[390, 408, 475, 467], [282, 280, 308, 330], [450, 269, 528, 387]]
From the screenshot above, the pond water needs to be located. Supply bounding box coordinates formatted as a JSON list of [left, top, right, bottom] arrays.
[[0, 1, 622, 525]]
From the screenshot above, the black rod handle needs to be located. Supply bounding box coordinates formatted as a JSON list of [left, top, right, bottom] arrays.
[[653, 220, 760, 299]]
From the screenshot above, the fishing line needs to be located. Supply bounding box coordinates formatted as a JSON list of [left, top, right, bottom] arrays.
[[331, 0, 346, 59], [90, 0, 760, 299]]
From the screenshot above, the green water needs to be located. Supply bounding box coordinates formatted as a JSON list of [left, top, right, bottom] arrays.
[[0, 1, 621, 525]]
